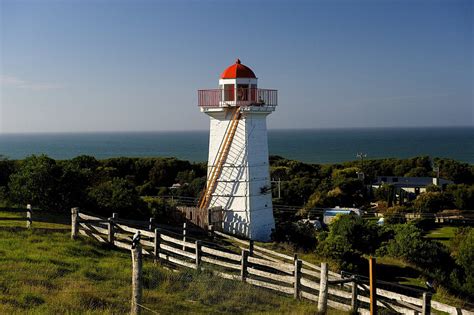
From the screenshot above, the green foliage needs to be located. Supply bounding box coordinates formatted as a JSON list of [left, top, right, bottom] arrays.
[[0, 156, 15, 188], [446, 184, 474, 210], [142, 196, 177, 224], [451, 228, 474, 295], [272, 221, 317, 249], [8, 155, 76, 211], [434, 158, 474, 184], [425, 184, 441, 192], [383, 206, 409, 224], [413, 192, 453, 213], [149, 158, 192, 187], [332, 167, 359, 180], [377, 224, 454, 282], [317, 215, 382, 272], [88, 178, 144, 217]]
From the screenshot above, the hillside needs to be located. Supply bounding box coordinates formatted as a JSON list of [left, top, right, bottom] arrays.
[[0, 212, 336, 314]]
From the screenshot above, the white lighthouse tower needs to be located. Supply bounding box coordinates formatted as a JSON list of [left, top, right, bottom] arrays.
[[197, 59, 277, 241]]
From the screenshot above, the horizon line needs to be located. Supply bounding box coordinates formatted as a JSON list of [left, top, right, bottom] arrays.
[[0, 125, 473, 135]]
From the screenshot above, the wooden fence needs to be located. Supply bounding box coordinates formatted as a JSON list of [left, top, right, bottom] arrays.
[[71, 208, 473, 315], [176, 205, 223, 231], [0, 204, 33, 228]]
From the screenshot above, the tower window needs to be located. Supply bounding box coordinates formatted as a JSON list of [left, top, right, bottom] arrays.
[[237, 84, 249, 101], [224, 84, 234, 101]]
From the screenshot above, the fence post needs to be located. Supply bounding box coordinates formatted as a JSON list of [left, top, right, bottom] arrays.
[[108, 213, 117, 244], [208, 224, 213, 238], [207, 208, 212, 228], [369, 257, 377, 315], [148, 218, 154, 231], [422, 292, 431, 315], [26, 204, 32, 229], [294, 256, 302, 299], [154, 228, 160, 264], [131, 243, 143, 315], [195, 240, 202, 269], [182, 222, 187, 251], [317, 262, 328, 314], [351, 277, 358, 312], [249, 240, 254, 257], [241, 249, 249, 282], [71, 207, 79, 239]]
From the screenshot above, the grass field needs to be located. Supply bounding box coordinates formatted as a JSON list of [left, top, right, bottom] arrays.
[[424, 225, 457, 246], [0, 210, 342, 314]]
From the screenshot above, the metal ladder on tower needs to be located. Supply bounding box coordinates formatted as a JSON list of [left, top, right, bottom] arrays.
[[198, 107, 242, 210]]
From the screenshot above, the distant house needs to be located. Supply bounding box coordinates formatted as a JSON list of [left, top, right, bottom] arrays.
[[323, 207, 361, 225], [371, 176, 453, 195]]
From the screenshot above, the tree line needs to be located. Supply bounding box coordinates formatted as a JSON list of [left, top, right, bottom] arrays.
[[0, 154, 473, 217]]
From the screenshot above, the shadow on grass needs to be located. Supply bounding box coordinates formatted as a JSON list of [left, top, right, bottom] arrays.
[[0, 226, 69, 234], [376, 262, 426, 297]]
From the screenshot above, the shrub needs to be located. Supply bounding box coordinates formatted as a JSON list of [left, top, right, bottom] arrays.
[[317, 215, 382, 272], [377, 224, 454, 281], [413, 192, 453, 213], [451, 228, 474, 295], [88, 178, 145, 217], [272, 221, 317, 250]]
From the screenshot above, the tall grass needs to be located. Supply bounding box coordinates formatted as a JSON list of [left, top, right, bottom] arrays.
[[0, 223, 337, 314]]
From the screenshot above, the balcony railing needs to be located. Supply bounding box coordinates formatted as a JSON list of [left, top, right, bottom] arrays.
[[198, 88, 278, 107]]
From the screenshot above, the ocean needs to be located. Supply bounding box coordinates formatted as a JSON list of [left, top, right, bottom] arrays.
[[0, 127, 472, 164]]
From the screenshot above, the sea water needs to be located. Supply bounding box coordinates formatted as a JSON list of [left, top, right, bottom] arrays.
[[0, 127, 472, 164]]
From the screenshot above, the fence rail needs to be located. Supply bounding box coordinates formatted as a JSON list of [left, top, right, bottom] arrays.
[[71, 209, 473, 315]]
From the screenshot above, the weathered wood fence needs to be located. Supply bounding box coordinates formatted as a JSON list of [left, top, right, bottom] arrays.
[[71, 208, 473, 315], [176, 205, 223, 231]]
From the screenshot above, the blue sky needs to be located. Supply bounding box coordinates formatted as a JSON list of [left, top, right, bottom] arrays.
[[0, 0, 472, 133]]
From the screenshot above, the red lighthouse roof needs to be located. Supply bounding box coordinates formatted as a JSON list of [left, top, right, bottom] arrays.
[[220, 59, 256, 79]]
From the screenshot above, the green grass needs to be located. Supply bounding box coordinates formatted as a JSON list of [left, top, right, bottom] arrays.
[[424, 225, 457, 246], [0, 212, 344, 314], [0, 209, 70, 230]]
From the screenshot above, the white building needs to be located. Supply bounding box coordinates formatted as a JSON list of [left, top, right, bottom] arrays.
[[322, 207, 362, 225], [197, 59, 277, 241], [371, 176, 453, 195]]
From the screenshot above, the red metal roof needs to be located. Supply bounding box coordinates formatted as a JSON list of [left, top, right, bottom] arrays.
[[220, 59, 256, 79]]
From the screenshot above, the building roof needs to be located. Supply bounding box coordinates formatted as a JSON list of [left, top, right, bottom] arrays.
[[372, 176, 453, 188], [220, 59, 256, 79]]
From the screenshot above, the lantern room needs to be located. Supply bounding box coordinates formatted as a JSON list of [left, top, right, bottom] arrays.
[[219, 59, 258, 104], [198, 59, 277, 109]]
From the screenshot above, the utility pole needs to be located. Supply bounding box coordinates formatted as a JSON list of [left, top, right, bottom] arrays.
[[271, 178, 281, 199], [356, 152, 367, 173]]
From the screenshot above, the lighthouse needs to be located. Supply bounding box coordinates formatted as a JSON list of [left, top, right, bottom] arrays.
[[197, 59, 277, 241]]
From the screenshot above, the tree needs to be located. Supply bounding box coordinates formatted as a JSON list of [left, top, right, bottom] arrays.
[[8, 155, 64, 211], [317, 215, 382, 272], [0, 156, 15, 187], [377, 224, 454, 282], [435, 158, 474, 184], [453, 228, 474, 294], [88, 178, 144, 217], [446, 184, 474, 210], [374, 184, 396, 207], [413, 192, 453, 213]]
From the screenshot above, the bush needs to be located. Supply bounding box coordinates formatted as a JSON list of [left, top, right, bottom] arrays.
[[413, 192, 453, 213], [8, 155, 74, 211], [142, 196, 178, 224], [451, 228, 474, 295], [377, 224, 454, 281], [88, 178, 145, 217], [317, 215, 382, 272], [272, 221, 317, 250]]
